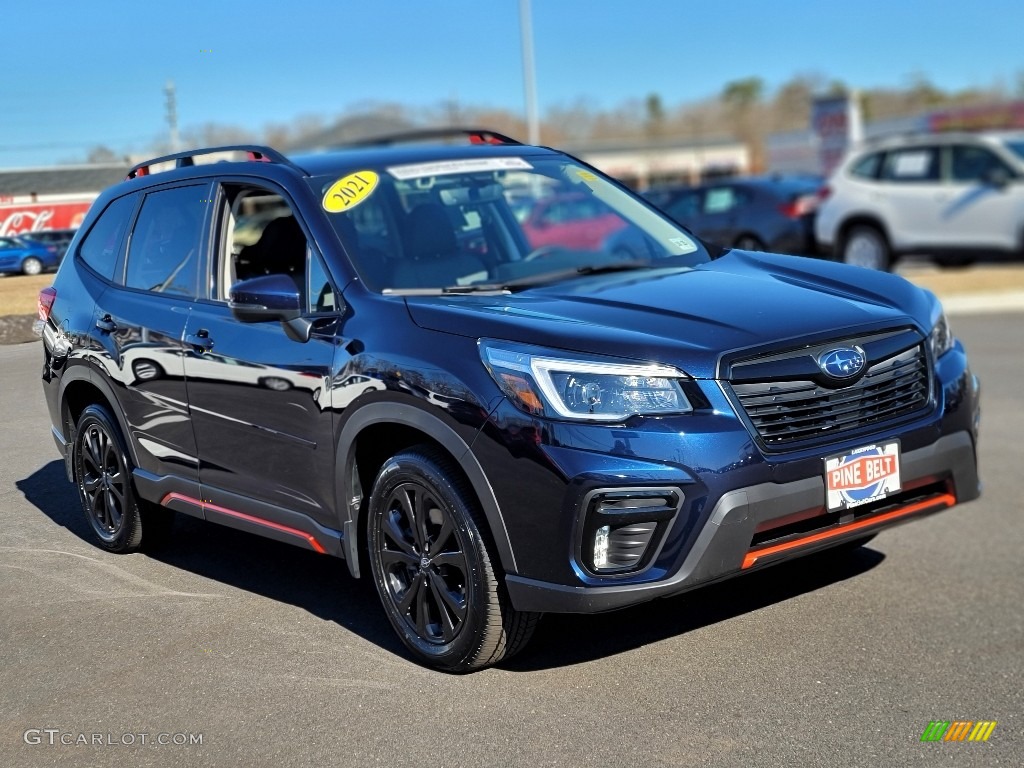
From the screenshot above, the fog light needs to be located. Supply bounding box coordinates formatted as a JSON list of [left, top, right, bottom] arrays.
[[580, 488, 683, 574], [593, 525, 610, 569]]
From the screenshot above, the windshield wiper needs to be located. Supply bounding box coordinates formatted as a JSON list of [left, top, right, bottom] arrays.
[[382, 261, 654, 296], [489, 260, 654, 290]]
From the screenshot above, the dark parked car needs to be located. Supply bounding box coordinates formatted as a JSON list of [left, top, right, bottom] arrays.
[[38, 134, 980, 672], [20, 228, 77, 260], [0, 234, 59, 275], [646, 176, 823, 254]]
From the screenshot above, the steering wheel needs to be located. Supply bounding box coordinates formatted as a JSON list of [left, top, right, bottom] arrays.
[[523, 245, 560, 262]]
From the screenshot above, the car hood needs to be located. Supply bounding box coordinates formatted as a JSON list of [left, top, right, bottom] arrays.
[[403, 250, 937, 379]]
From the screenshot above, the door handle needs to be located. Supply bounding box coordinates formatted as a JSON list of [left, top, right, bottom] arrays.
[[185, 329, 214, 352], [95, 315, 117, 333]]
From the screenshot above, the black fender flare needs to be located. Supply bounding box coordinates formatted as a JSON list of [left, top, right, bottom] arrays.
[[335, 402, 516, 579], [57, 359, 139, 472]]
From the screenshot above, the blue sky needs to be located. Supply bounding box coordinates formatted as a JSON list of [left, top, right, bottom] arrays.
[[1, 0, 1022, 168]]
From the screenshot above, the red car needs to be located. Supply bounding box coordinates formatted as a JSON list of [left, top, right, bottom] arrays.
[[521, 194, 627, 251]]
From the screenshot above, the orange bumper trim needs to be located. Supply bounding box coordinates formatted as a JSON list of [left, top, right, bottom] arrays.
[[742, 492, 956, 569]]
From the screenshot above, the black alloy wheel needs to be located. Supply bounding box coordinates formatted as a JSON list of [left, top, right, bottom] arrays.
[[367, 446, 538, 672], [74, 404, 172, 552]]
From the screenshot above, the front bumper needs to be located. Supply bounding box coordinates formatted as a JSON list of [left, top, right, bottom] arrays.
[[505, 430, 979, 613]]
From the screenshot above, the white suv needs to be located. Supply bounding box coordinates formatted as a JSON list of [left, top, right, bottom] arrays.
[[815, 131, 1024, 269]]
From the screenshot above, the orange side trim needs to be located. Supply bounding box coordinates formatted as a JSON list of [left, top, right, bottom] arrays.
[[742, 492, 956, 569], [161, 492, 327, 554]]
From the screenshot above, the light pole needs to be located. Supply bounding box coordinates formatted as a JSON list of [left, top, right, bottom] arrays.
[[519, 0, 540, 144]]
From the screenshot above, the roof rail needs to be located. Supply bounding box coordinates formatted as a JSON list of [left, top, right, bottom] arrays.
[[125, 145, 305, 180], [339, 128, 522, 148]]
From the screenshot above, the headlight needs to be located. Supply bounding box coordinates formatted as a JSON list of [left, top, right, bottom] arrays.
[[481, 341, 692, 421], [929, 306, 954, 359]]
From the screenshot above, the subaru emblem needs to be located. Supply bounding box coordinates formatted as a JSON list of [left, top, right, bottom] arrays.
[[818, 346, 866, 379]]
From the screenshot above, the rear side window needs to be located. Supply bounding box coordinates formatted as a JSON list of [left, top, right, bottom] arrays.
[[78, 194, 137, 279], [125, 186, 206, 297], [849, 152, 882, 180], [881, 147, 940, 182], [703, 186, 747, 214]]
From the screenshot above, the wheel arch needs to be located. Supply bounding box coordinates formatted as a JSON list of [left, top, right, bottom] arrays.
[[336, 402, 516, 580], [837, 214, 892, 253], [58, 364, 138, 471]]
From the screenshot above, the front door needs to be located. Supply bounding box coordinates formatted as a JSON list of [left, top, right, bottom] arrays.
[[182, 181, 341, 530]]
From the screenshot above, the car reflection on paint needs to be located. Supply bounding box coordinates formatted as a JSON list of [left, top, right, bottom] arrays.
[[329, 373, 386, 408], [121, 345, 322, 397]]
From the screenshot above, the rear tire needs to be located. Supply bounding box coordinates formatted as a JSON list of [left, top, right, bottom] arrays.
[[21, 257, 43, 276], [734, 234, 764, 251], [73, 404, 172, 552], [841, 225, 891, 271], [366, 445, 538, 672]]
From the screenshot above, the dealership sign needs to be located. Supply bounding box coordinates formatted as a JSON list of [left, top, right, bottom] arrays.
[[0, 201, 93, 237], [811, 95, 863, 176]]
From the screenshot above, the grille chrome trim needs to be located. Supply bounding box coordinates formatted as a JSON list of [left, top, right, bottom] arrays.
[[729, 342, 931, 447]]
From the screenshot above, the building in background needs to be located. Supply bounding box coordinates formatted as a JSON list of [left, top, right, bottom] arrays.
[[0, 164, 129, 236]]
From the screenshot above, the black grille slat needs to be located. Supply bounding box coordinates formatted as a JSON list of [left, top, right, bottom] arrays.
[[752, 381, 927, 431], [740, 369, 927, 417], [730, 340, 930, 446]]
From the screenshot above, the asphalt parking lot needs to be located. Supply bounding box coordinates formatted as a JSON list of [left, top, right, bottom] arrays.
[[1, 312, 1021, 768]]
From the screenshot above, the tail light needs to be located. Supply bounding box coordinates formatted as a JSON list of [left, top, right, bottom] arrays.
[[37, 287, 57, 322], [778, 194, 820, 219], [818, 184, 832, 202]]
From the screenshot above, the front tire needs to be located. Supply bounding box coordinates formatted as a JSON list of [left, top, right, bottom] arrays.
[[366, 446, 538, 672], [74, 404, 172, 552], [841, 225, 891, 271], [21, 257, 43, 276]]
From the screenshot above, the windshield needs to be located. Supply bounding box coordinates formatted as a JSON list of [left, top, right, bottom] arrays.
[[1005, 140, 1024, 164], [310, 155, 709, 292]]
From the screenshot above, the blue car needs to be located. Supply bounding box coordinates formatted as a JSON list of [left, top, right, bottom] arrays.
[[38, 133, 980, 671], [0, 234, 59, 275]]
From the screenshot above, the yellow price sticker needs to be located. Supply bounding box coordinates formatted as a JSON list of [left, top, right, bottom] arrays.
[[323, 171, 379, 212]]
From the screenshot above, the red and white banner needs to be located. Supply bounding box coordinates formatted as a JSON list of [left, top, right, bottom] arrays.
[[0, 201, 94, 237]]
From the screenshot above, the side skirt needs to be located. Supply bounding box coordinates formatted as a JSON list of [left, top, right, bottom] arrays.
[[133, 469, 344, 557]]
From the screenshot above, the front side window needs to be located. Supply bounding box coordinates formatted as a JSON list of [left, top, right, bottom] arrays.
[[950, 145, 1012, 183], [311, 154, 709, 292], [78, 194, 138, 280], [665, 191, 701, 221], [125, 186, 206, 296], [214, 184, 315, 309]]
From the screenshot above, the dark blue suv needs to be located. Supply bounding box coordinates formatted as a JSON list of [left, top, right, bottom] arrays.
[[37, 133, 981, 671]]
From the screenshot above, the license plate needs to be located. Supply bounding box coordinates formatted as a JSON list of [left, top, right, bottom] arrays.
[[824, 441, 901, 512]]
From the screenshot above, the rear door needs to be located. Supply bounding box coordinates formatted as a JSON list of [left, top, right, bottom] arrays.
[[875, 145, 945, 248], [182, 180, 341, 531], [94, 183, 210, 482]]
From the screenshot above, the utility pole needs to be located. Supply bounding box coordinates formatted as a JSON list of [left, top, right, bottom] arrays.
[[519, 0, 540, 145], [164, 80, 180, 152]]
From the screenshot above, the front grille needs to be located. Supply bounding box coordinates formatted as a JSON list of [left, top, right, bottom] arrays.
[[731, 342, 930, 446]]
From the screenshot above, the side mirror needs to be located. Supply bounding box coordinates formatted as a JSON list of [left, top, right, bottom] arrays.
[[228, 273, 341, 344], [229, 274, 302, 322], [982, 167, 1011, 189]]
